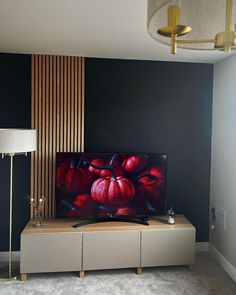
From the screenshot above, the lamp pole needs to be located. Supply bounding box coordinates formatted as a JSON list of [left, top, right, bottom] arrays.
[[8, 154, 14, 279], [0, 153, 17, 281]]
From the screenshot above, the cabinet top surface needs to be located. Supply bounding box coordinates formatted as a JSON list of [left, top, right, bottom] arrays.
[[22, 215, 195, 235]]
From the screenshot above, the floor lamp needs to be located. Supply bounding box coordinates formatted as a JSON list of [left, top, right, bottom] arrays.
[[0, 129, 36, 281]]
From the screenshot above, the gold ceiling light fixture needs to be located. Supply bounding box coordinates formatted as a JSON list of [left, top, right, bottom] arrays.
[[147, 0, 236, 54]]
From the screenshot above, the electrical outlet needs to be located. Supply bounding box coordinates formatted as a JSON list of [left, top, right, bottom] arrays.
[[214, 206, 226, 230]]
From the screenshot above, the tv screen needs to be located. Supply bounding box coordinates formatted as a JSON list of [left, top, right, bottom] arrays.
[[56, 152, 167, 219]]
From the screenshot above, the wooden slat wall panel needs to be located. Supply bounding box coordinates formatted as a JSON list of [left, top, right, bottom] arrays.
[[31, 55, 85, 218]]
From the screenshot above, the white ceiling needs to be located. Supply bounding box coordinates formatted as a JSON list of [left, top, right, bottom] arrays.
[[0, 0, 235, 63]]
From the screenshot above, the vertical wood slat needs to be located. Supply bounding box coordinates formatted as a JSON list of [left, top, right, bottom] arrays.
[[34, 55, 39, 214], [53, 56, 58, 218], [74, 57, 78, 152], [71, 57, 74, 152], [60, 56, 64, 152], [38, 55, 42, 212], [49, 56, 53, 218], [41, 55, 45, 218], [81, 58, 85, 153], [31, 55, 85, 218], [77, 58, 81, 153], [31, 55, 35, 218], [45, 55, 49, 218]]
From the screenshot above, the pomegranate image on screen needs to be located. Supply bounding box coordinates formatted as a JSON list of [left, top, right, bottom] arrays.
[[137, 166, 165, 204], [58, 158, 95, 195], [88, 158, 124, 177], [122, 155, 148, 174], [91, 176, 135, 206], [72, 194, 95, 217], [115, 206, 136, 216], [87, 154, 135, 206]]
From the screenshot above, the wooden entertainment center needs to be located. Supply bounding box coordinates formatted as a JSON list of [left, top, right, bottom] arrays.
[[20, 215, 195, 281]]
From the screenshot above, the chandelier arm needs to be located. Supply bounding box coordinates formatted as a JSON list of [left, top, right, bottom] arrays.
[[171, 34, 177, 54], [176, 39, 215, 44], [225, 0, 233, 51], [226, 0, 233, 32]]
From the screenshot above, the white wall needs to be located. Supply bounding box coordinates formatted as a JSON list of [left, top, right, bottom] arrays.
[[210, 53, 236, 269]]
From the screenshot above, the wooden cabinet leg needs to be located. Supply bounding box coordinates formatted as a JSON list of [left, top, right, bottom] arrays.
[[187, 265, 193, 271], [79, 271, 85, 278], [136, 267, 143, 275], [21, 273, 27, 281]]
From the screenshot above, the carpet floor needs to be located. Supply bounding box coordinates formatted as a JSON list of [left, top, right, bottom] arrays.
[[0, 253, 236, 295]]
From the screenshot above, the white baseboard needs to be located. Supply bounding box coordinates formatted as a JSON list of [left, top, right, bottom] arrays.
[[209, 244, 236, 282], [196, 242, 209, 252], [0, 251, 20, 262]]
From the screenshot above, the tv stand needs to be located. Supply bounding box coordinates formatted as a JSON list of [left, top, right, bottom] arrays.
[[73, 217, 149, 228], [20, 215, 195, 280]]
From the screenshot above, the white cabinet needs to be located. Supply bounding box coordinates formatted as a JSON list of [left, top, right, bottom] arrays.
[[83, 231, 140, 270], [141, 228, 195, 267], [20, 216, 195, 280], [20, 232, 82, 274]]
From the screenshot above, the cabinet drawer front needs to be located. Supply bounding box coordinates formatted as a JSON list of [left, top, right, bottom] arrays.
[[20, 233, 82, 273], [141, 229, 195, 267], [83, 231, 140, 270]]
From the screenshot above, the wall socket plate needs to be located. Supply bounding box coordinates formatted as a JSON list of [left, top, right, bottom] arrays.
[[214, 205, 227, 230]]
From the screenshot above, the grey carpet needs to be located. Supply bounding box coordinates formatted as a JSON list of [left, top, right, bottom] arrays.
[[0, 253, 236, 295]]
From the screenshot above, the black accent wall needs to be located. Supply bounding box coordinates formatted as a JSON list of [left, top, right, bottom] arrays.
[[0, 54, 213, 251], [0, 53, 31, 251], [85, 58, 213, 242]]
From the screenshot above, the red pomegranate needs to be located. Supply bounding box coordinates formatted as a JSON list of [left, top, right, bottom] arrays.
[[65, 167, 95, 195], [88, 159, 107, 175], [122, 155, 148, 174], [97, 209, 109, 218], [91, 176, 135, 206], [73, 193, 93, 207], [137, 166, 165, 203], [73, 194, 95, 216], [88, 158, 124, 177], [88, 154, 135, 206], [115, 206, 135, 216], [99, 166, 124, 177], [138, 166, 164, 187]]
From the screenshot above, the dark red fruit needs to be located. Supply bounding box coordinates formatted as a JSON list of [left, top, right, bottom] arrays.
[[73, 194, 95, 217], [99, 166, 124, 177], [138, 166, 164, 187], [91, 176, 135, 206], [137, 166, 165, 203], [115, 206, 135, 216], [88, 159, 107, 175], [88, 159, 124, 177], [73, 193, 93, 207], [97, 210, 109, 218], [122, 155, 148, 174], [65, 168, 95, 194]]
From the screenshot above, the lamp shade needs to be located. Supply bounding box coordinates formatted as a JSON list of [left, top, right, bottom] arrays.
[[0, 129, 36, 154], [147, 0, 236, 50]]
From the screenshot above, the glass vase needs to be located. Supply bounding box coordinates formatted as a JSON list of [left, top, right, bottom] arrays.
[[35, 210, 43, 227]]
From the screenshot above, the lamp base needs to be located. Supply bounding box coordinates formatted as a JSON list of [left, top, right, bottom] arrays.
[[0, 268, 18, 281]]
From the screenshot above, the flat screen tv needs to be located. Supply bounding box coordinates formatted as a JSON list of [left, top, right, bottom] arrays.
[[56, 152, 167, 220]]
